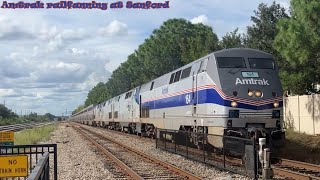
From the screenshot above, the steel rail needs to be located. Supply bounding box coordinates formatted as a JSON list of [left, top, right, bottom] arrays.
[[77, 124, 202, 180], [273, 158, 320, 180], [274, 158, 320, 172], [0, 122, 54, 132], [273, 167, 320, 180], [73, 125, 141, 179], [85, 124, 244, 166]]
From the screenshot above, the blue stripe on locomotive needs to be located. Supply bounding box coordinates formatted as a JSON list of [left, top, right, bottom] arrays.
[[142, 88, 283, 110]]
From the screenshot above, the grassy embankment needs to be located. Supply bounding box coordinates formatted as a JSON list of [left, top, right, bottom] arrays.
[[14, 124, 57, 145], [0, 118, 27, 126], [280, 129, 320, 164]]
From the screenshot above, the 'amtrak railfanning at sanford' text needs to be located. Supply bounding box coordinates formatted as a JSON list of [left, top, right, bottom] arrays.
[[0, 0, 169, 9], [235, 78, 269, 85]]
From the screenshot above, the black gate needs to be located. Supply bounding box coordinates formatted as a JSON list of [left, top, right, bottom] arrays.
[[0, 144, 57, 180], [156, 129, 258, 179]]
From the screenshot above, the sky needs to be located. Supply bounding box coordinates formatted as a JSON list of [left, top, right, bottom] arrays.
[[0, 0, 290, 116]]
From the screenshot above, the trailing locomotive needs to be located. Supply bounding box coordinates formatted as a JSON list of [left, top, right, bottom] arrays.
[[70, 48, 284, 152]]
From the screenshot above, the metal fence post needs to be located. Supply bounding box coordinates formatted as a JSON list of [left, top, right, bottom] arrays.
[[155, 128, 158, 148], [46, 157, 50, 180], [164, 129, 167, 150], [54, 144, 58, 180], [223, 137, 226, 169], [174, 131, 176, 153], [186, 131, 188, 157], [203, 133, 205, 162], [253, 139, 258, 180]]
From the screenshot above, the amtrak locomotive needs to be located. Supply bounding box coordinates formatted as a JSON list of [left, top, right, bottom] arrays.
[[70, 48, 284, 152]]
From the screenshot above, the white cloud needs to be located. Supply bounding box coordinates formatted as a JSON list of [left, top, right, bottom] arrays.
[[190, 15, 209, 25], [68, 48, 88, 56], [99, 20, 128, 36], [0, 89, 16, 97], [46, 28, 87, 52], [32, 61, 88, 83], [0, 16, 35, 40]]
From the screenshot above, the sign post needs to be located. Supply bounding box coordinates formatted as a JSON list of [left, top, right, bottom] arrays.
[[0, 131, 14, 154], [0, 131, 14, 145], [0, 155, 28, 177]]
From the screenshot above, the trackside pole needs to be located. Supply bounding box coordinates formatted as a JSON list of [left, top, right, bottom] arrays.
[[259, 138, 266, 164], [259, 138, 273, 179], [262, 148, 273, 179]]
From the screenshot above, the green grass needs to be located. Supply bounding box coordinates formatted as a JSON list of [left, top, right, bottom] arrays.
[[0, 118, 26, 126], [14, 124, 57, 145], [280, 129, 320, 164]]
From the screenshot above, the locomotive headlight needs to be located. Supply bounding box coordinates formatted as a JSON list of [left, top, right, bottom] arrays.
[[273, 101, 279, 108], [231, 101, 238, 107], [255, 90, 262, 97], [248, 90, 254, 97]]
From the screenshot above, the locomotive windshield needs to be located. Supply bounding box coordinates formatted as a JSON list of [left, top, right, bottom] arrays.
[[248, 58, 274, 69], [216, 57, 246, 68]]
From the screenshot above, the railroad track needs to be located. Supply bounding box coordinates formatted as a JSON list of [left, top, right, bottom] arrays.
[[0, 122, 54, 132], [273, 158, 320, 180], [75, 122, 320, 180], [72, 124, 201, 180]]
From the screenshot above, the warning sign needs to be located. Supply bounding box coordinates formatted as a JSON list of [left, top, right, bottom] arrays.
[[0, 155, 28, 177], [0, 131, 14, 144]]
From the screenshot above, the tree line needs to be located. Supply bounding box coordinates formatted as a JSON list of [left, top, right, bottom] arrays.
[[0, 104, 56, 126], [74, 0, 320, 113]]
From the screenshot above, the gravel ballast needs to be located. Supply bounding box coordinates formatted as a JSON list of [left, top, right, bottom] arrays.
[[42, 123, 114, 179], [81, 124, 250, 180], [41, 122, 251, 179]]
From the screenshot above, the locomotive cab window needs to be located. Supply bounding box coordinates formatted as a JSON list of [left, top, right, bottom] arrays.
[[174, 70, 182, 83], [169, 73, 175, 84], [181, 67, 191, 79], [125, 91, 132, 99], [216, 57, 246, 68], [248, 58, 275, 69]]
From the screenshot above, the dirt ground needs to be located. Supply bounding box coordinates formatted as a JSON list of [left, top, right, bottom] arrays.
[[279, 129, 320, 164]]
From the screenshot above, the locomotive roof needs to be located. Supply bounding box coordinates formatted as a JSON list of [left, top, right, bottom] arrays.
[[213, 48, 273, 58], [103, 48, 274, 104]]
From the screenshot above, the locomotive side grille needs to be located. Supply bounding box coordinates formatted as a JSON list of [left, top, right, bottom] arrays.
[[239, 111, 273, 118]]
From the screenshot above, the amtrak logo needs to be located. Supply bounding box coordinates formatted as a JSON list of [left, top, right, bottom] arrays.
[[185, 94, 191, 104], [235, 78, 269, 85]]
